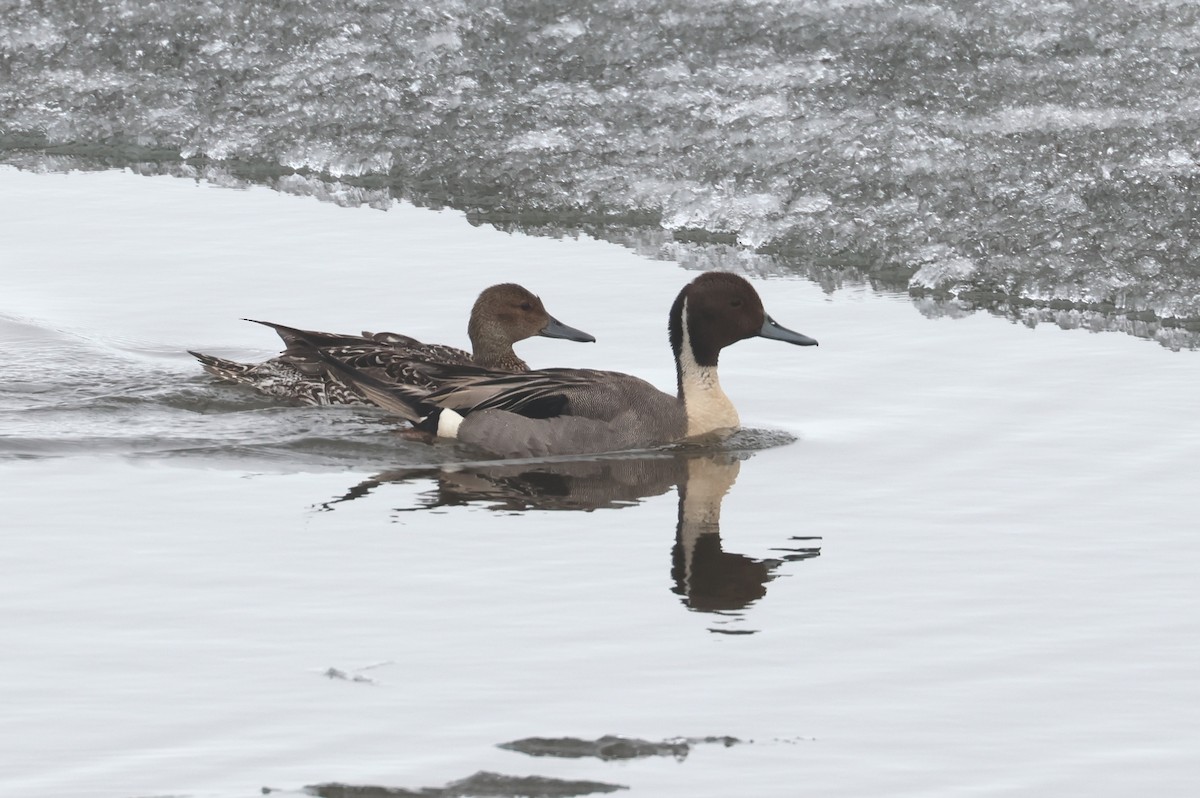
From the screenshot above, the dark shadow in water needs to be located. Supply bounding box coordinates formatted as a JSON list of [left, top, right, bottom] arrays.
[[498, 734, 739, 762], [286, 736, 745, 797], [320, 447, 821, 628], [297, 771, 624, 797], [667, 453, 820, 626], [320, 454, 683, 513]]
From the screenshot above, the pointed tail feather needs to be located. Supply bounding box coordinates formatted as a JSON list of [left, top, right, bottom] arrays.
[[244, 318, 371, 354], [188, 350, 255, 382], [244, 318, 310, 345], [287, 333, 438, 424]]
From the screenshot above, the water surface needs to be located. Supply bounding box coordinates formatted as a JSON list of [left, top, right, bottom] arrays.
[[2, 167, 1199, 797]]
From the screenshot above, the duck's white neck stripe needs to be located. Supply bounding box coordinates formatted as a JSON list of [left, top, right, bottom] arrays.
[[679, 297, 739, 437]]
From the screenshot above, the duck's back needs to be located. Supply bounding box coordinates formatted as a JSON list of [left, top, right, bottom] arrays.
[[453, 372, 686, 458], [302, 337, 475, 392]]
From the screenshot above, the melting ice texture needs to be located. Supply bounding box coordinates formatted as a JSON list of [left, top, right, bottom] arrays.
[[4, 0, 1200, 346]]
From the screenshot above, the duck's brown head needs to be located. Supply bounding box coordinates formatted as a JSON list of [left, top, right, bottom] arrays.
[[468, 284, 594, 369], [669, 272, 818, 367]]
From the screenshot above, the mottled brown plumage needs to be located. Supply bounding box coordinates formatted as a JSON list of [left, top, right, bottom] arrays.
[[188, 284, 593, 405]]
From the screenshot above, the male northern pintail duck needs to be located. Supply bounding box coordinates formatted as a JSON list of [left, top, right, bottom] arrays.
[[188, 283, 594, 406], [306, 272, 818, 456]]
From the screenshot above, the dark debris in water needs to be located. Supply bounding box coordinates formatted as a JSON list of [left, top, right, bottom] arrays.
[[302, 771, 626, 798], [290, 738, 743, 798], [321, 667, 378, 685], [498, 735, 740, 761]]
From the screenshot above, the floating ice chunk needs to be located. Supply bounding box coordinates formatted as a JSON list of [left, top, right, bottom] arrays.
[[541, 18, 585, 41], [1167, 148, 1195, 167], [1038, 186, 1087, 214], [508, 129, 573, 153], [715, 95, 789, 125], [909, 246, 978, 290], [790, 194, 833, 214], [1135, 148, 1200, 174], [736, 218, 787, 249], [662, 188, 785, 243], [0, 17, 64, 48], [1136, 256, 1162, 277], [970, 104, 1152, 135], [644, 62, 693, 85], [419, 29, 463, 55], [1128, 148, 1195, 175]]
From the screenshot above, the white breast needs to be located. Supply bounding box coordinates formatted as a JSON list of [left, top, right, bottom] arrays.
[[678, 300, 740, 437]]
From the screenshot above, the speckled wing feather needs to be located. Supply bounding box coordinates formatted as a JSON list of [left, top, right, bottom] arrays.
[[189, 350, 346, 405], [192, 320, 480, 406], [251, 318, 474, 379], [296, 342, 448, 421], [297, 344, 570, 422], [301, 342, 474, 390]]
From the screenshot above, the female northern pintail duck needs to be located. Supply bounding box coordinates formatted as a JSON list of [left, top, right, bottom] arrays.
[[308, 272, 818, 456], [188, 283, 594, 406]]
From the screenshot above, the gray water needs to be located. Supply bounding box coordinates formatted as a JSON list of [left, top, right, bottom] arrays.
[[4, 162, 1199, 798]]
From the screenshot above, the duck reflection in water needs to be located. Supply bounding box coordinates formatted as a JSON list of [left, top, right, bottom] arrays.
[[669, 454, 819, 617], [321, 448, 821, 620]]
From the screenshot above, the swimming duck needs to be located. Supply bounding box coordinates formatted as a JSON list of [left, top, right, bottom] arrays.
[[306, 272, 818, 457], [188, 283, 595, 406]]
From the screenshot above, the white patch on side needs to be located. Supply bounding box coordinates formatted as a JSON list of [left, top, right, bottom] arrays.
[[437, 408, 465, 439], [679, 297, 740, 437]]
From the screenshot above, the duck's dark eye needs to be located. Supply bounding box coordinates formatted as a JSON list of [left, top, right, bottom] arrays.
[[730, 298, 743, 308], [519, 301, 534, 311]]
